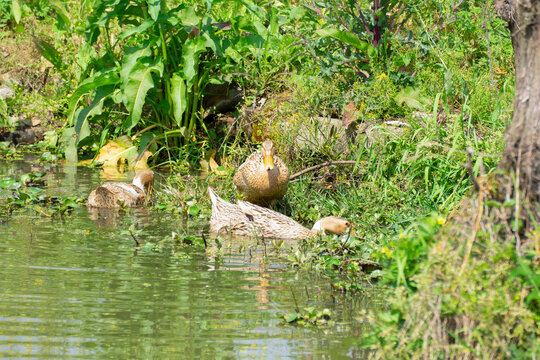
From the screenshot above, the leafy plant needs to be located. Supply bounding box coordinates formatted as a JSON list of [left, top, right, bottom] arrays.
[[62, 0, 293, 163], [283, 306, 332, 326], [302, 0, 417, 78]]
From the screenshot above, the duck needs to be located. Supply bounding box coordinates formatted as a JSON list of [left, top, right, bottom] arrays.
[[233, 140, 290, 206], [87, 169, 154, 208], [208, 187, 351, 240]]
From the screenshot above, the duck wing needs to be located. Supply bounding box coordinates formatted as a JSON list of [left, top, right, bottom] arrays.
[[88, 183, 145, 208], [238, 201, 313, 240], [233, 152, 262, 190], [208, 187, 258, 236]]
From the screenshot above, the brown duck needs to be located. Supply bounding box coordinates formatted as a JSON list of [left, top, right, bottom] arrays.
[[208, 187, 351, 240], [233, 140, 289, 206], [87, 169, 154, 208]]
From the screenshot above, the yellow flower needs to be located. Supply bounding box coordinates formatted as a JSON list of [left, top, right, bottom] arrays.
[[377, 73, 387, 79], [398, 232, 406, 239], [381, 246, 393, 258], [437, 216, 445, 225]]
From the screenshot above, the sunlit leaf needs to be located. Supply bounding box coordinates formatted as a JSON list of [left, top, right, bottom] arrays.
[[94, 136, 152, 170], [11, 0, 21, 23], [49, 0, 71, 30], [182, 37, 207, 85], [285, 313, 299, 323], [67, 70, 120, 125], [188, 205, 200, 216], [74, 85, 115, 142], [32, 37, 65, 74], [395, 87, 431, 111], [316, 28, 369, 52], [147, 0, 161, 20], [170, 73, 187, 127], [118, 17, 155, 39], [123, 56, 163, 129], [0, 177, 17, 189]]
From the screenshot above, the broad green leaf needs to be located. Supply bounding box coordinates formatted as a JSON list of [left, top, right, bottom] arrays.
[[74, 85, 116, 142], [118, 17, 155, 39], [74, 43, 97, 81], [123, 57, 164, 129], [0, 177, 17, 189], [233, 17, 267, 37], [269, 7, 278, 36], [395, 87, 430, 111], [33, 37, 65, 74], [49, 0, 71, 30], [175, 6, 199, 26], [202, 22, 222, 55], [139, 131, 156, 154], [120, 46, 152, 88], [170, 73, 187, 127], [239, 0, 265, 20], [285, 313, 299, 323], [288, 6, 306, 21], [316, 28, 369, 52], [11, 0, 21, 23], [67, 70, 120, 125], [188, 205, 199, 216], [147, 0, 161, 21], [182, 37, 207, 85]]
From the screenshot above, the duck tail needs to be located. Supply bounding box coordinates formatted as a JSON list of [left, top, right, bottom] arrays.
[[208, 187, 220, 206]]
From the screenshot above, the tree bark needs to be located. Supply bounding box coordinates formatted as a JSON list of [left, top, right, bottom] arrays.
[[496, 0, 540, 209]]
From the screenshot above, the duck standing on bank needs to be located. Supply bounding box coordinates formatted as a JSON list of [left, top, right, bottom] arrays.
[[233, 140, 290, 206], [208, 187, 351, 240], [87, 169, 154, 208]]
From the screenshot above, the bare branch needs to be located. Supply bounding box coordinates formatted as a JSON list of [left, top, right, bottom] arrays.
[[289, 160, 361, 180]]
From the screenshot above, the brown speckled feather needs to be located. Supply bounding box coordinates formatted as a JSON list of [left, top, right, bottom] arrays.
[[208, 187, 348, 240], [87, 170, 154, 208], [233, 150, 289, 206], [88, 183, 145, 208]]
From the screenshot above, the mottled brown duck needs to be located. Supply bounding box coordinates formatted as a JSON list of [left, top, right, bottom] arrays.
[[208, 187, 351, 240], [233, 140, 289, 206], [87, 169, 154, 208]]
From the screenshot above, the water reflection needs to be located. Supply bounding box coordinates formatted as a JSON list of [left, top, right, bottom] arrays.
[[0, 158, 375, 358]]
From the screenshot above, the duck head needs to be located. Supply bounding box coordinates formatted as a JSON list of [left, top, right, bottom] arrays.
[[312, 216, 352, 235], [261, 140, 275, 172], [132, 169, 154, 194]]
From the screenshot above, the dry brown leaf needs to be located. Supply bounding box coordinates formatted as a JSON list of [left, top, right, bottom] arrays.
[[342, 101, 360, 128]]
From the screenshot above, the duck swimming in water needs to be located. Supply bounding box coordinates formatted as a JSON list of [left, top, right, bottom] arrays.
[[233, 140, 290, 206], [87, 169, 154, 208], [208, 187, 351, 240]]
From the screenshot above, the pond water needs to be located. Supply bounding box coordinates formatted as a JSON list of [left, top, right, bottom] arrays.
[[0, 156, 376, 359]]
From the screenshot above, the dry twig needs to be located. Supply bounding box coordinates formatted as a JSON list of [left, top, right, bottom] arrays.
[[289, 160, 361, 180]]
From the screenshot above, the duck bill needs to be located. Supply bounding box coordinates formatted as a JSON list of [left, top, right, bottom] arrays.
[[263, 154, 274, 171]]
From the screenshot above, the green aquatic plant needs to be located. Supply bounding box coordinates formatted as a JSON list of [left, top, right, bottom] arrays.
[[283, 306, 332, 327], [0, 173, 83, 216]]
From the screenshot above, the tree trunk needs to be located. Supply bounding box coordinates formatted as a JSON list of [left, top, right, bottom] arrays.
[[496, 0, 540, 212]]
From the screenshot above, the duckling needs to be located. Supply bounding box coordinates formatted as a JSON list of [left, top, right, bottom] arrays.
[[87, 169, 154, 208], [208, 187, 351, 240], [233, 140, 290, 206]]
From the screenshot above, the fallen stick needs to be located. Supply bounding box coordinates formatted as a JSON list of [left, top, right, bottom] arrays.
[[289, 160, 361, 181]]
